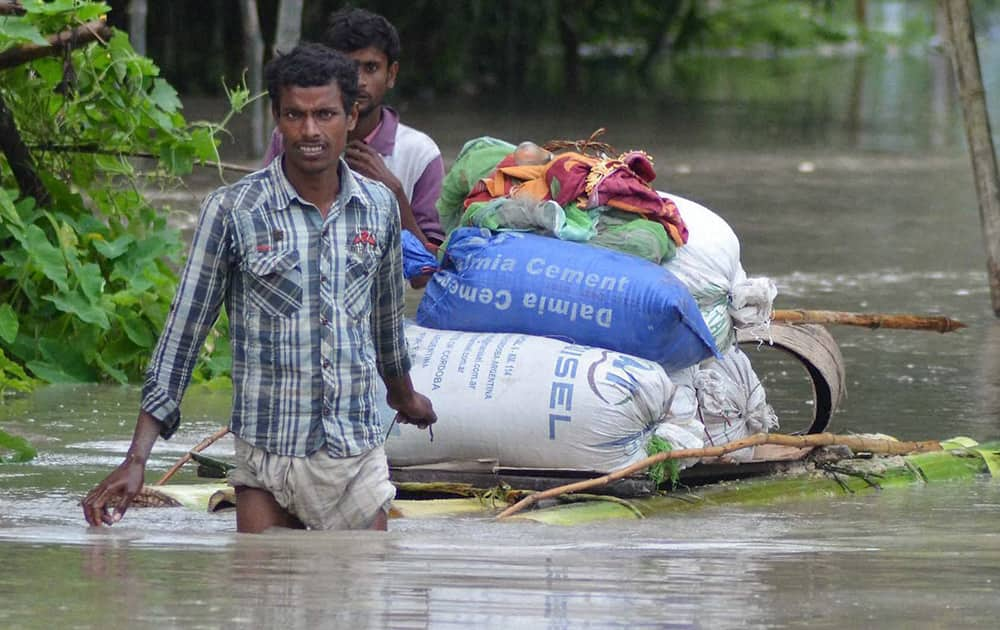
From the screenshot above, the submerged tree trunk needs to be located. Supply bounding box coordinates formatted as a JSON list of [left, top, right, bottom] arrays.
[[240, 0, 265, 159], [272, 0, 303, 57], [940, 0, 1000, 316], [128, 0, 147, 56], [557, 1, 581, 95]]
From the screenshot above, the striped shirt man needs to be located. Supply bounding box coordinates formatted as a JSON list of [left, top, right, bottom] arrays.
[[141, 156, 410, 458]]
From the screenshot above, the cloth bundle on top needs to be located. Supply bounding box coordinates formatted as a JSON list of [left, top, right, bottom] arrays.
[[436, 136, 518, 234], [434, 136, 685, 265]]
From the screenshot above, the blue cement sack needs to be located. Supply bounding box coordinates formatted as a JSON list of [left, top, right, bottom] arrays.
[[416, 228, 719, 371]]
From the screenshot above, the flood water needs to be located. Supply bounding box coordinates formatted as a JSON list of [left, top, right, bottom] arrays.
[[4, 31, 1000, 630]]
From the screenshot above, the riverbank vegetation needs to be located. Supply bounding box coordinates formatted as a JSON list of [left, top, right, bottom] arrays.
[[0, 1, 240, 398]]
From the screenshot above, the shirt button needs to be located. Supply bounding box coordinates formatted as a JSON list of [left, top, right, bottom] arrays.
[[322, 359, 331, 369], [320, 316, 329, 326], [321, 275, 329, 284]]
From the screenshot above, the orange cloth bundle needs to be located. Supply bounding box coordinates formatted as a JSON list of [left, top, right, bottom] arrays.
[[465, 149, 687, 245]]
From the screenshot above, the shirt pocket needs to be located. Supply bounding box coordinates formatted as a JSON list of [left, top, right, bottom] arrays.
[[244, 249, 303, 317], [342, 248, 380, 320]]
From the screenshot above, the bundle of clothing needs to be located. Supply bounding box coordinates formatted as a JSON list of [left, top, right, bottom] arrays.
[[434, 137, 687, 265]]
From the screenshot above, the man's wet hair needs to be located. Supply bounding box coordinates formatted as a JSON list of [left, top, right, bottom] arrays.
[[324, 7, 401, 65], [265, 43, 359, 112]]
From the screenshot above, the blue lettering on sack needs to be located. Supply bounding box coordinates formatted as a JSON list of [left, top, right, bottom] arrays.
[[549, 414, 571, 439], [547, 345, 586, 439]]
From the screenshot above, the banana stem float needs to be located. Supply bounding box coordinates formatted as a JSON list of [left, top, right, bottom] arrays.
[[495, 433, 943, 520]]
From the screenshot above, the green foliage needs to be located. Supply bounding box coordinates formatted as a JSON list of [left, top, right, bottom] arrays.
[[645, 435, 680, 487], [0, 1, 234, 396], [0, 426, 37, 463], [685, 0, 850, 52]]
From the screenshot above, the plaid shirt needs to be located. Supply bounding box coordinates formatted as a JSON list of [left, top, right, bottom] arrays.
[[141, 158, 410, 457]]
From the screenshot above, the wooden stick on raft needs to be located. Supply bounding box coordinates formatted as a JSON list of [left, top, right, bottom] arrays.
[[155, 426, 231, 486], [771, 309, 966, 333], [495, 433, 943, 520]]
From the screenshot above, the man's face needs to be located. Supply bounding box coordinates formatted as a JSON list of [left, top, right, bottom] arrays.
[[347, 46, 398, 119], [273, 82, 358, 179]]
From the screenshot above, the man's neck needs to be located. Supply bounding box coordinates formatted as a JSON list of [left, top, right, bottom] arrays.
[[283, 160, 341, 217], [350, 106, 383, 142]]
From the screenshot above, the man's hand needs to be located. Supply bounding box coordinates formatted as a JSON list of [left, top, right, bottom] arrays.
[[82, 411, 160, 527], [345, 140, 400, 190], [390, 391, 437, 430], [81, 454, 147, 526]]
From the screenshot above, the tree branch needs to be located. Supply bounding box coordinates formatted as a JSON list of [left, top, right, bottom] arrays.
[[0, 19, 111, 71], [30, 143, 256, 174], [0, 91, 50, 206], [0, 1, 25, 17]]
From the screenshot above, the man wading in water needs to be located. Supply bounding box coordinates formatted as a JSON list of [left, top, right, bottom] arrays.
[[82, 43, 436, 533]]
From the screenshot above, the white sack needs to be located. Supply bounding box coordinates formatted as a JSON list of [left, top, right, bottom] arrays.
[[382, 323, 677, 472], [657, 366, 705, 469], [694, 345, 779, 462], [661, 193, 777, 350]]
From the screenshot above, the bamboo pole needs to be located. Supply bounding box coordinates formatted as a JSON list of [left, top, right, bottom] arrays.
[[155, 426, 231, 486], [496, 433, 943, 520], [939, 0, 1000, 316], [771, 309, 966, 332]]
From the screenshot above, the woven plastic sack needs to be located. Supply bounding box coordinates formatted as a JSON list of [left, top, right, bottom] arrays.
[[662, 193, 776, 351], [382, 324, 676, 472], [416, 228, 718, 372], [694, 345, 778, 462]]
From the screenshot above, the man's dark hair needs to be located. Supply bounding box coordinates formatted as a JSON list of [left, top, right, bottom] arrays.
[[323, 8, 401, 65], [265, 42, 359, 112]]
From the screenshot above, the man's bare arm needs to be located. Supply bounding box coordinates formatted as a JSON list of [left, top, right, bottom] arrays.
[[81, 411, 161, 526]]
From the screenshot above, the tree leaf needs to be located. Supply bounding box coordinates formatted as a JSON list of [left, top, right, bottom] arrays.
[[0, 348, 34, 392], [34, 337, 97, 381], [0, 304, 18, 344], [0, 18, 49, 46], [26, 360, 89, 384], [43, 290, 111, 329], [0, 429, 37, 464], [76, 263, 105, 303], [159, 144, 195, 176], [149, 78, 182, 113], [92, 234, 135, 259], [94, 353, 128, 385], [119, 311, 154, 348], [0, 188, 23, 227], [19, 225, 68, 291], [190, 127, 220, 163]]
